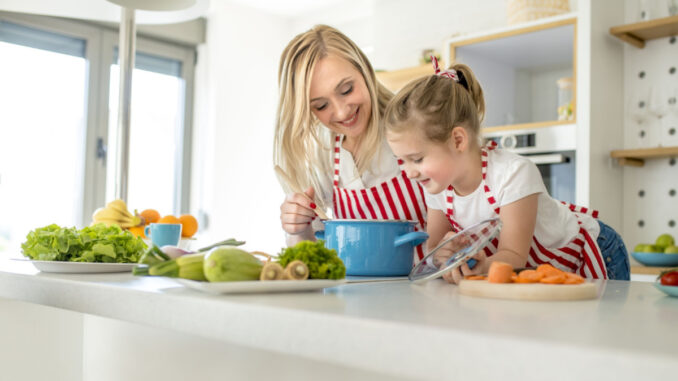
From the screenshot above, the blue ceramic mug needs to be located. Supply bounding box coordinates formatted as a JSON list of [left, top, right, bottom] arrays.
[[315, 219, 429, 276], [145, 223, 182, 247]]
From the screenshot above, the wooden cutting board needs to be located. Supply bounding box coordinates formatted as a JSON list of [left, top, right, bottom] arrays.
[[458, 280, 599, 301]]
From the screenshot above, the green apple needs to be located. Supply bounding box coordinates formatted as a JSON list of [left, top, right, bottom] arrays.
[[634, 243, 650, 252], [648, 245, 663, 253], [635, 243, 661, 253], [637, 244, 662, 253], [664, 245, 678, 254], [655, 234, 675, 250]]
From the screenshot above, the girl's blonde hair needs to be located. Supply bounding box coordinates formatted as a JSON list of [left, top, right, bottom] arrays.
[[384, 63, 485, 145], [273, 25, 393, 211]]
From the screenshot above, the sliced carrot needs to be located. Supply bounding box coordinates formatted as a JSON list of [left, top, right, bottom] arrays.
[[487, 261, 514, 283], [540, 273, 567, 284], [563, 272, 585, 284], [465, 275, 487, 280], [536, 264, 564, 278], [516, 269, 543, 283], [510, 273, 518, 283]]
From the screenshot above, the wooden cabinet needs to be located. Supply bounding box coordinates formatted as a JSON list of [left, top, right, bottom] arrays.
[[375, 64, 434, 93], [446, 16, 576, 131]]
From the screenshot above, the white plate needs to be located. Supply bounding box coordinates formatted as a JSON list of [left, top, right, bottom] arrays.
[[175, 278, 347, 294], [13, 258, 136, 273]]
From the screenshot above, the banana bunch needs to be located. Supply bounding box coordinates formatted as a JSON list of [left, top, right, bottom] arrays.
[[92, 199, 142, 228]]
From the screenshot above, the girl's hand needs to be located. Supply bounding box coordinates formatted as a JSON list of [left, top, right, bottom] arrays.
[[442, 252, 488, 284], [433, 230, 489, 284], [432, 231, 470, 267], [280, 187, 317, 235]]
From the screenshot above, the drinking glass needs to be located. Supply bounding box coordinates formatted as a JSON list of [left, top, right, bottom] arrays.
[[627, 92, 649, 124], [668, 0, 678, 16], [648, 85, 669, 120], [667, 86, 678, 117]]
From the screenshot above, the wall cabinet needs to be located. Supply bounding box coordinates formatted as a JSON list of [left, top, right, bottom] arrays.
[[446, 16, 577, 132]]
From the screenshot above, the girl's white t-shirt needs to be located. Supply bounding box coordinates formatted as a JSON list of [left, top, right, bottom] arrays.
[[425, 149, 600, 248]]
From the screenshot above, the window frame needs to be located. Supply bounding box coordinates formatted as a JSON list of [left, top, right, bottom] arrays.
[[0, 11, 196, 227]]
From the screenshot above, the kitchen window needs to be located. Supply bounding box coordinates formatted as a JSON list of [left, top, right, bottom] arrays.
[[0, 19, 88, 253], [106, 45, 194, 218], [0, 12, 195, 254]]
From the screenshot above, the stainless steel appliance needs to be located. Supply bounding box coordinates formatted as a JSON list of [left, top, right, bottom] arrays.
[[483, 124, 576, 204]]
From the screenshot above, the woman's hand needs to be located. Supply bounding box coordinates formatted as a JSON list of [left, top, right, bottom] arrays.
[[280, 187, 317, 236]]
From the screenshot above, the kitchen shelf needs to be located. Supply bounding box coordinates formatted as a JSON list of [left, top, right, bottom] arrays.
[[609, 15, 678, 49], [375, 64, 434, 92], [610, 146, 678, 167], [482, 119, 575, 133]]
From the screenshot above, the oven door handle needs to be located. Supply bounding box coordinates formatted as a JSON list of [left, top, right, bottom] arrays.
[[527, 153, 568, 165]]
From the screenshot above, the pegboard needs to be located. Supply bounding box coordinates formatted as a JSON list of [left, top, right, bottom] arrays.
[[622, 0, 678, 253]]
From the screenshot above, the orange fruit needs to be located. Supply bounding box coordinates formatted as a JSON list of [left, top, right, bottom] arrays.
[[127, 225, 146, 238], [179, 214, 198, 238], [157, 215, 180, 224], [140, 209, 160, 224]]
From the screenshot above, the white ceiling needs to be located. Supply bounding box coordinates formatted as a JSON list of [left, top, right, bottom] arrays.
[[0, 0, 210, 24], [227, 0, 345, 17]]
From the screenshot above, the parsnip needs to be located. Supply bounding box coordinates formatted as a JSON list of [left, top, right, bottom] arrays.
[[283, 260, 309, 280], [260, 262, 284, 281]]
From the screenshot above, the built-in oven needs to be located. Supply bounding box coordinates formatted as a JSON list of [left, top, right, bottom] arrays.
[[483, 124, 576, 204]]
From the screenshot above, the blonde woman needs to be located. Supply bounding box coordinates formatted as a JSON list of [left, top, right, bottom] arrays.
[[274, 25, 428, 261]]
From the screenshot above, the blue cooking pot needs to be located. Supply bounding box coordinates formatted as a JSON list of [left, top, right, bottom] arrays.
[[315, 219, 429, 276]]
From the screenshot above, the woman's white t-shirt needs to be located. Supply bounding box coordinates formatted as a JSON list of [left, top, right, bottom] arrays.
[[311, 138, 400, 229], [425, 149, 600, 248], [317, 138, 400, 207]]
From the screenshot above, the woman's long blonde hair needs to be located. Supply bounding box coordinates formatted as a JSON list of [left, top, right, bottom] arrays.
[[384, 63, 485, 145], [273, 25, 393, 211]]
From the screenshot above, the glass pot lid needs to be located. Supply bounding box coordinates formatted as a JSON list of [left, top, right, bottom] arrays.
[[408, 218, 502, 284]]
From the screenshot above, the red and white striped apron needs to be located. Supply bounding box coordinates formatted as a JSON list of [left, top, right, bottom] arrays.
[[443, 143, 608, 279], [332, 135, 428, 262]]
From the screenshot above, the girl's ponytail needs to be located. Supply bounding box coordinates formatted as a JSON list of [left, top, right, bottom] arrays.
[[451, 63, 485, 124], [384, 61, 486, 146]]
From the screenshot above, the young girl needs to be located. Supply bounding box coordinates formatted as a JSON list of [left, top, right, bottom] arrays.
[[274, 25, 428, 262], [384, 58, 630, 283]]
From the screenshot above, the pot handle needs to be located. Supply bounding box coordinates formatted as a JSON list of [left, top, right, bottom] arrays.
[[394, 231, 429, 247], [314, 230, 325, 240]]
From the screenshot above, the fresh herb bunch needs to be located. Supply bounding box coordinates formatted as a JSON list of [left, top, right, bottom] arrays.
[[21, 223, 147, 263], [277, 240, 345, 280]]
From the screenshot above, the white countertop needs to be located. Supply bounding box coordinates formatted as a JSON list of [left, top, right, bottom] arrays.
[[1, 258, 677, 380]]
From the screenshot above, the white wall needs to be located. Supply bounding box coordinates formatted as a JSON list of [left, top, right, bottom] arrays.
[[575, 0, 624, 231], [289, 0, 510, 70], [194, 2, 292, 254]]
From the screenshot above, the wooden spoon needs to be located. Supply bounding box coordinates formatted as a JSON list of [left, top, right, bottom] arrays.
[[274, 165, 330, 220]]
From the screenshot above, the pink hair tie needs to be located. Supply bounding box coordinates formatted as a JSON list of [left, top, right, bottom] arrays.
[[431, 56, 459, 82]]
